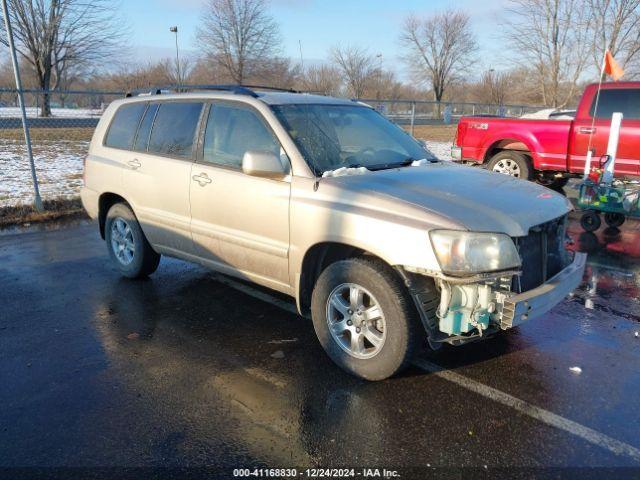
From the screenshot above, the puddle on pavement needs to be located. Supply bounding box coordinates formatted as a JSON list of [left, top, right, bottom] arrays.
[[567, 217, 640, 321]]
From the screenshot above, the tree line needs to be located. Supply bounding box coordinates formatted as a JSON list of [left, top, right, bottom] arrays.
[[0, 0, 639, 116]]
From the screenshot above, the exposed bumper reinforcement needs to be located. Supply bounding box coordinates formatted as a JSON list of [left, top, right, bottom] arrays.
[[500, 252, 587, 329]]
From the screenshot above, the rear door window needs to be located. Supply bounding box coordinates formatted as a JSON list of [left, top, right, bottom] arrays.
[[148, 102, 204, 158], [590, 89, 640, 120], [133, 103, 159, 152], [105, 103, 147, 150]]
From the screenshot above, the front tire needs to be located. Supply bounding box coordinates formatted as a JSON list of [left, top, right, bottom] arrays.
[[105, 203, 160, 279], [311, 257, 423, 381], [487, 151, 533, 180]]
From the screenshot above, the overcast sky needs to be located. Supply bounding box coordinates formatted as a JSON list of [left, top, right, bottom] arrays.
[[128, 0, 510, 79]]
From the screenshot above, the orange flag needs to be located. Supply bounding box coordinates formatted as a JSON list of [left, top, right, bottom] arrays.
[[604, 50, 624, 81]]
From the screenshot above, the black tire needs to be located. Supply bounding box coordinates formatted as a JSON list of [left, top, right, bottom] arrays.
[[105, 202, 160, 279], [311, 257, 424, 381], [486, 151, 533, 180], [604, 212, 625, 228], [580, 210, 601, 232], [536, 174, 569, 190]]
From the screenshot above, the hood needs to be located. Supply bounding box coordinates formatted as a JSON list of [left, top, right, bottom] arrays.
[[323, 162, 572, 237]]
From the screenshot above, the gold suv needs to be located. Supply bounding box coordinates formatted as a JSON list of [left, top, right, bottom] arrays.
[[81, 86, 586, 380]]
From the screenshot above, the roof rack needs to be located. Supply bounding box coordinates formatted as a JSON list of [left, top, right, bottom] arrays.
[[126, 84, 302, 98]]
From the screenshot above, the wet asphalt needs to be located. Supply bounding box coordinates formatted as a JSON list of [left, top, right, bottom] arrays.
[[0, 216, 639, 478]]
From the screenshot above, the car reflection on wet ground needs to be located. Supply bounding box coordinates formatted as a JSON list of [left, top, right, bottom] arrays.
[[0, 216, 639, 475], [568, 219, 640, 322]]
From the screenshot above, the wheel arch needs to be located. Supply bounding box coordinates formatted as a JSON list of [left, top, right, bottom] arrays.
[[298, 241, 379, 316], [483, 138, 531, 163]]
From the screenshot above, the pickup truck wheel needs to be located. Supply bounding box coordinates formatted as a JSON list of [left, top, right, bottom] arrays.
[[105, 203, 160, 279], [487, 151, 532, 180], [311, 257, 422, 381]]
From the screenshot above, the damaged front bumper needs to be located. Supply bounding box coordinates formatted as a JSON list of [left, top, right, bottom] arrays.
[[498, 251, 587, 329], [402, 251, 587, 345]]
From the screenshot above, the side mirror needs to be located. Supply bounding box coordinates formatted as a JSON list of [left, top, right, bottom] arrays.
[[242, 150, 286, 179]]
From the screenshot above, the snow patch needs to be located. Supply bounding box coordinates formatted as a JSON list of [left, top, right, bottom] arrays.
[[0, 107, 103, 118], [0, 140, 88, 207], [322, 166, 370, 178], [422, 140, 453, 162], [411, 159, 432, 167]]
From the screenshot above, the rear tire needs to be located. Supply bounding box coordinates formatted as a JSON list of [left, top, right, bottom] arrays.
[[105, 203, 160, 279], [580, 210, 601, 232], [487, 151, 532, 180], [604, 212, 625, 228], [311, 257, 423, 381], [536, 174, 569, 190]]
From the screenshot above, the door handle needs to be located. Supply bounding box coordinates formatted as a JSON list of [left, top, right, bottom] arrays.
[[192, 173, 212, 186], [127, 159, 141, 169], [578, 127, 596, 134]]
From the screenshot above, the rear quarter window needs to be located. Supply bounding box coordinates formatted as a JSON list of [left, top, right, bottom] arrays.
[[104, 103, 147, 149], [590, 89, 640, 120]]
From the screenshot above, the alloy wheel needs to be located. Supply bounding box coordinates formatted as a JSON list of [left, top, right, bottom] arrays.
[[326, 283, 386, 359], [110, 217, 136, 266]]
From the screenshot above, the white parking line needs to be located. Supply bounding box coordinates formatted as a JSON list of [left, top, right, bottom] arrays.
[[412, 358, 640, 462], [210, 272, 640, 463]]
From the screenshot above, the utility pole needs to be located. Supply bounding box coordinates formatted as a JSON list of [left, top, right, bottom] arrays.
[[2, 0, 43, 211], [170, 26, 182, 90], [376, 53, 383, 100]]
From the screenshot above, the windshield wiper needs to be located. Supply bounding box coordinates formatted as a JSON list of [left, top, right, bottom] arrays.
[[367, 158, 415, 171]]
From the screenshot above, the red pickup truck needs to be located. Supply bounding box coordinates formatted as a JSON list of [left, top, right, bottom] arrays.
[[452, 82, 640, 189]]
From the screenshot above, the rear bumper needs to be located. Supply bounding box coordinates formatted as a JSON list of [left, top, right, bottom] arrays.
[[451, 146, 462, 161], [80, 187, 99, 219], [500, 252, 587, 329]]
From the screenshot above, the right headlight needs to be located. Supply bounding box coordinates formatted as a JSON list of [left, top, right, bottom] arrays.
[[429, 230, 522, 276]]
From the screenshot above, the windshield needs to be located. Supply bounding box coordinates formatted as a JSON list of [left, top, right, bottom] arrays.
[[272, 104, 429, 174]]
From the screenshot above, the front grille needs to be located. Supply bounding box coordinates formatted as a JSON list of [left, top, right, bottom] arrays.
[[512, 216, 570, 293]]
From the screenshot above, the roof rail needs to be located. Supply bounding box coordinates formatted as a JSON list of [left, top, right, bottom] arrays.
[[180, 84, 260, 97], [126, 84, 302, 98], [240, 84, 301, 94]]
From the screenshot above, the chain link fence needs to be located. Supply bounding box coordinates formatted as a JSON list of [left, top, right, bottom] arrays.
[[361, 99, 545, 133], [0, 87, 546, 208]]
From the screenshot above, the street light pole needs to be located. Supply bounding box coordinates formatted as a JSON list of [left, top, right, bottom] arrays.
[[376, 53, 383, 100], [170, 26, 181, 90], [2, 0, 43, 211]]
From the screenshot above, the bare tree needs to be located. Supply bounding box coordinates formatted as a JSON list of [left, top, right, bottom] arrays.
[[252, 57, 299, 88], [330, 45, 378, 98], [502, 0, 592, 108], [0, 0, 125, 116], [300, 64, 342, 96], [589, 0, 640, 76], [196, 0, 281, 84], [399, 10, 477, 105], [478, 69, 513, 105]]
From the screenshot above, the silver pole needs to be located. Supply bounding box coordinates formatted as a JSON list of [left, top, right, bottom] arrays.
[[170, 26, 181, 90], [2, 0, 43, 211], [410, 102, 415, 136]]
